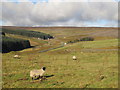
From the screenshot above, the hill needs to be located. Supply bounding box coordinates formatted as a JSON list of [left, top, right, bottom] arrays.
[[2, 26, 118, 88]]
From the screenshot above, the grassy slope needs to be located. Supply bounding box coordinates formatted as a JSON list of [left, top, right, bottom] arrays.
[[2, 39, 118, 88], [2, 27, 118, 88]]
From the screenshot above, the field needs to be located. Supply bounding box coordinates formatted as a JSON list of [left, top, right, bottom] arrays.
[[2, 27, 118, 88]]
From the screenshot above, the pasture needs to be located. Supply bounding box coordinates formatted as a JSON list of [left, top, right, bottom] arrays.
[[2, 27, 118, 88]]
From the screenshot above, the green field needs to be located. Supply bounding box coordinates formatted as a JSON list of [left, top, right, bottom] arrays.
[[2, 27, 118, 88]]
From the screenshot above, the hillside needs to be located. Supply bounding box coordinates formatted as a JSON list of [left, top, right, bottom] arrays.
[[2, 26, 118, 88]]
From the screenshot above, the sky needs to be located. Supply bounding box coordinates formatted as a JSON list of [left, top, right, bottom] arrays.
[[0, 0, 119, 27]]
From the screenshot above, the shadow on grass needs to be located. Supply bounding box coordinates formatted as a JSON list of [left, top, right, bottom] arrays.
[[32, 74, 54, 81], [44, 74, 54, 78], [29, 75, 55, 83], [2, 45, 36, 53], [17, 74, 54, 81]]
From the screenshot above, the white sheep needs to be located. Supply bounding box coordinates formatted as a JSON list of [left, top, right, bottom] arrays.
[[14, 55, 20, 59], [30, 67, 46, 80], [73, 56, 77, 60], [64, 43, 67, 45]]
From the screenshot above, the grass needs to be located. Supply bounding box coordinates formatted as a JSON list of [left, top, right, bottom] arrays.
[[2, 27, 118, 88]]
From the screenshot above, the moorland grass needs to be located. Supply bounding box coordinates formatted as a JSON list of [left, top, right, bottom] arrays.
[[2, 38, 118, 88]]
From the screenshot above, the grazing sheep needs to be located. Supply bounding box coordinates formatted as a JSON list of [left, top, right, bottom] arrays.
[[30, 67, 46, 80], [64, 43, 67, 45], [14, 55, 20, 59], [73, 56, 77, 60]]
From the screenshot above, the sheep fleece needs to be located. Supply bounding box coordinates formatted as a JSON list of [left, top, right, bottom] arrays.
[[30, 69, 45, 77]]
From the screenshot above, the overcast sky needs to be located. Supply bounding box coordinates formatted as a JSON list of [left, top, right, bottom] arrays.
[[1, 0, 118, 27]]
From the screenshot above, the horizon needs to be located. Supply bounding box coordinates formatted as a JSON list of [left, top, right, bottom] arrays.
[[1, 26, 118, 28]]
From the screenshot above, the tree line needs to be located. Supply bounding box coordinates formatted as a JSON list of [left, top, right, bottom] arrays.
[[2, 28, 53, 40], [1, 36, 31, 53], [67, 37, 94, 44]]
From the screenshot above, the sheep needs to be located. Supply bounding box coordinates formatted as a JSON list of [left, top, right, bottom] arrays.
[[14, 55, 20, 59], [64, 43, 67, 45], [73, 56, 77, 60], [30, 67, 46, 80]]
